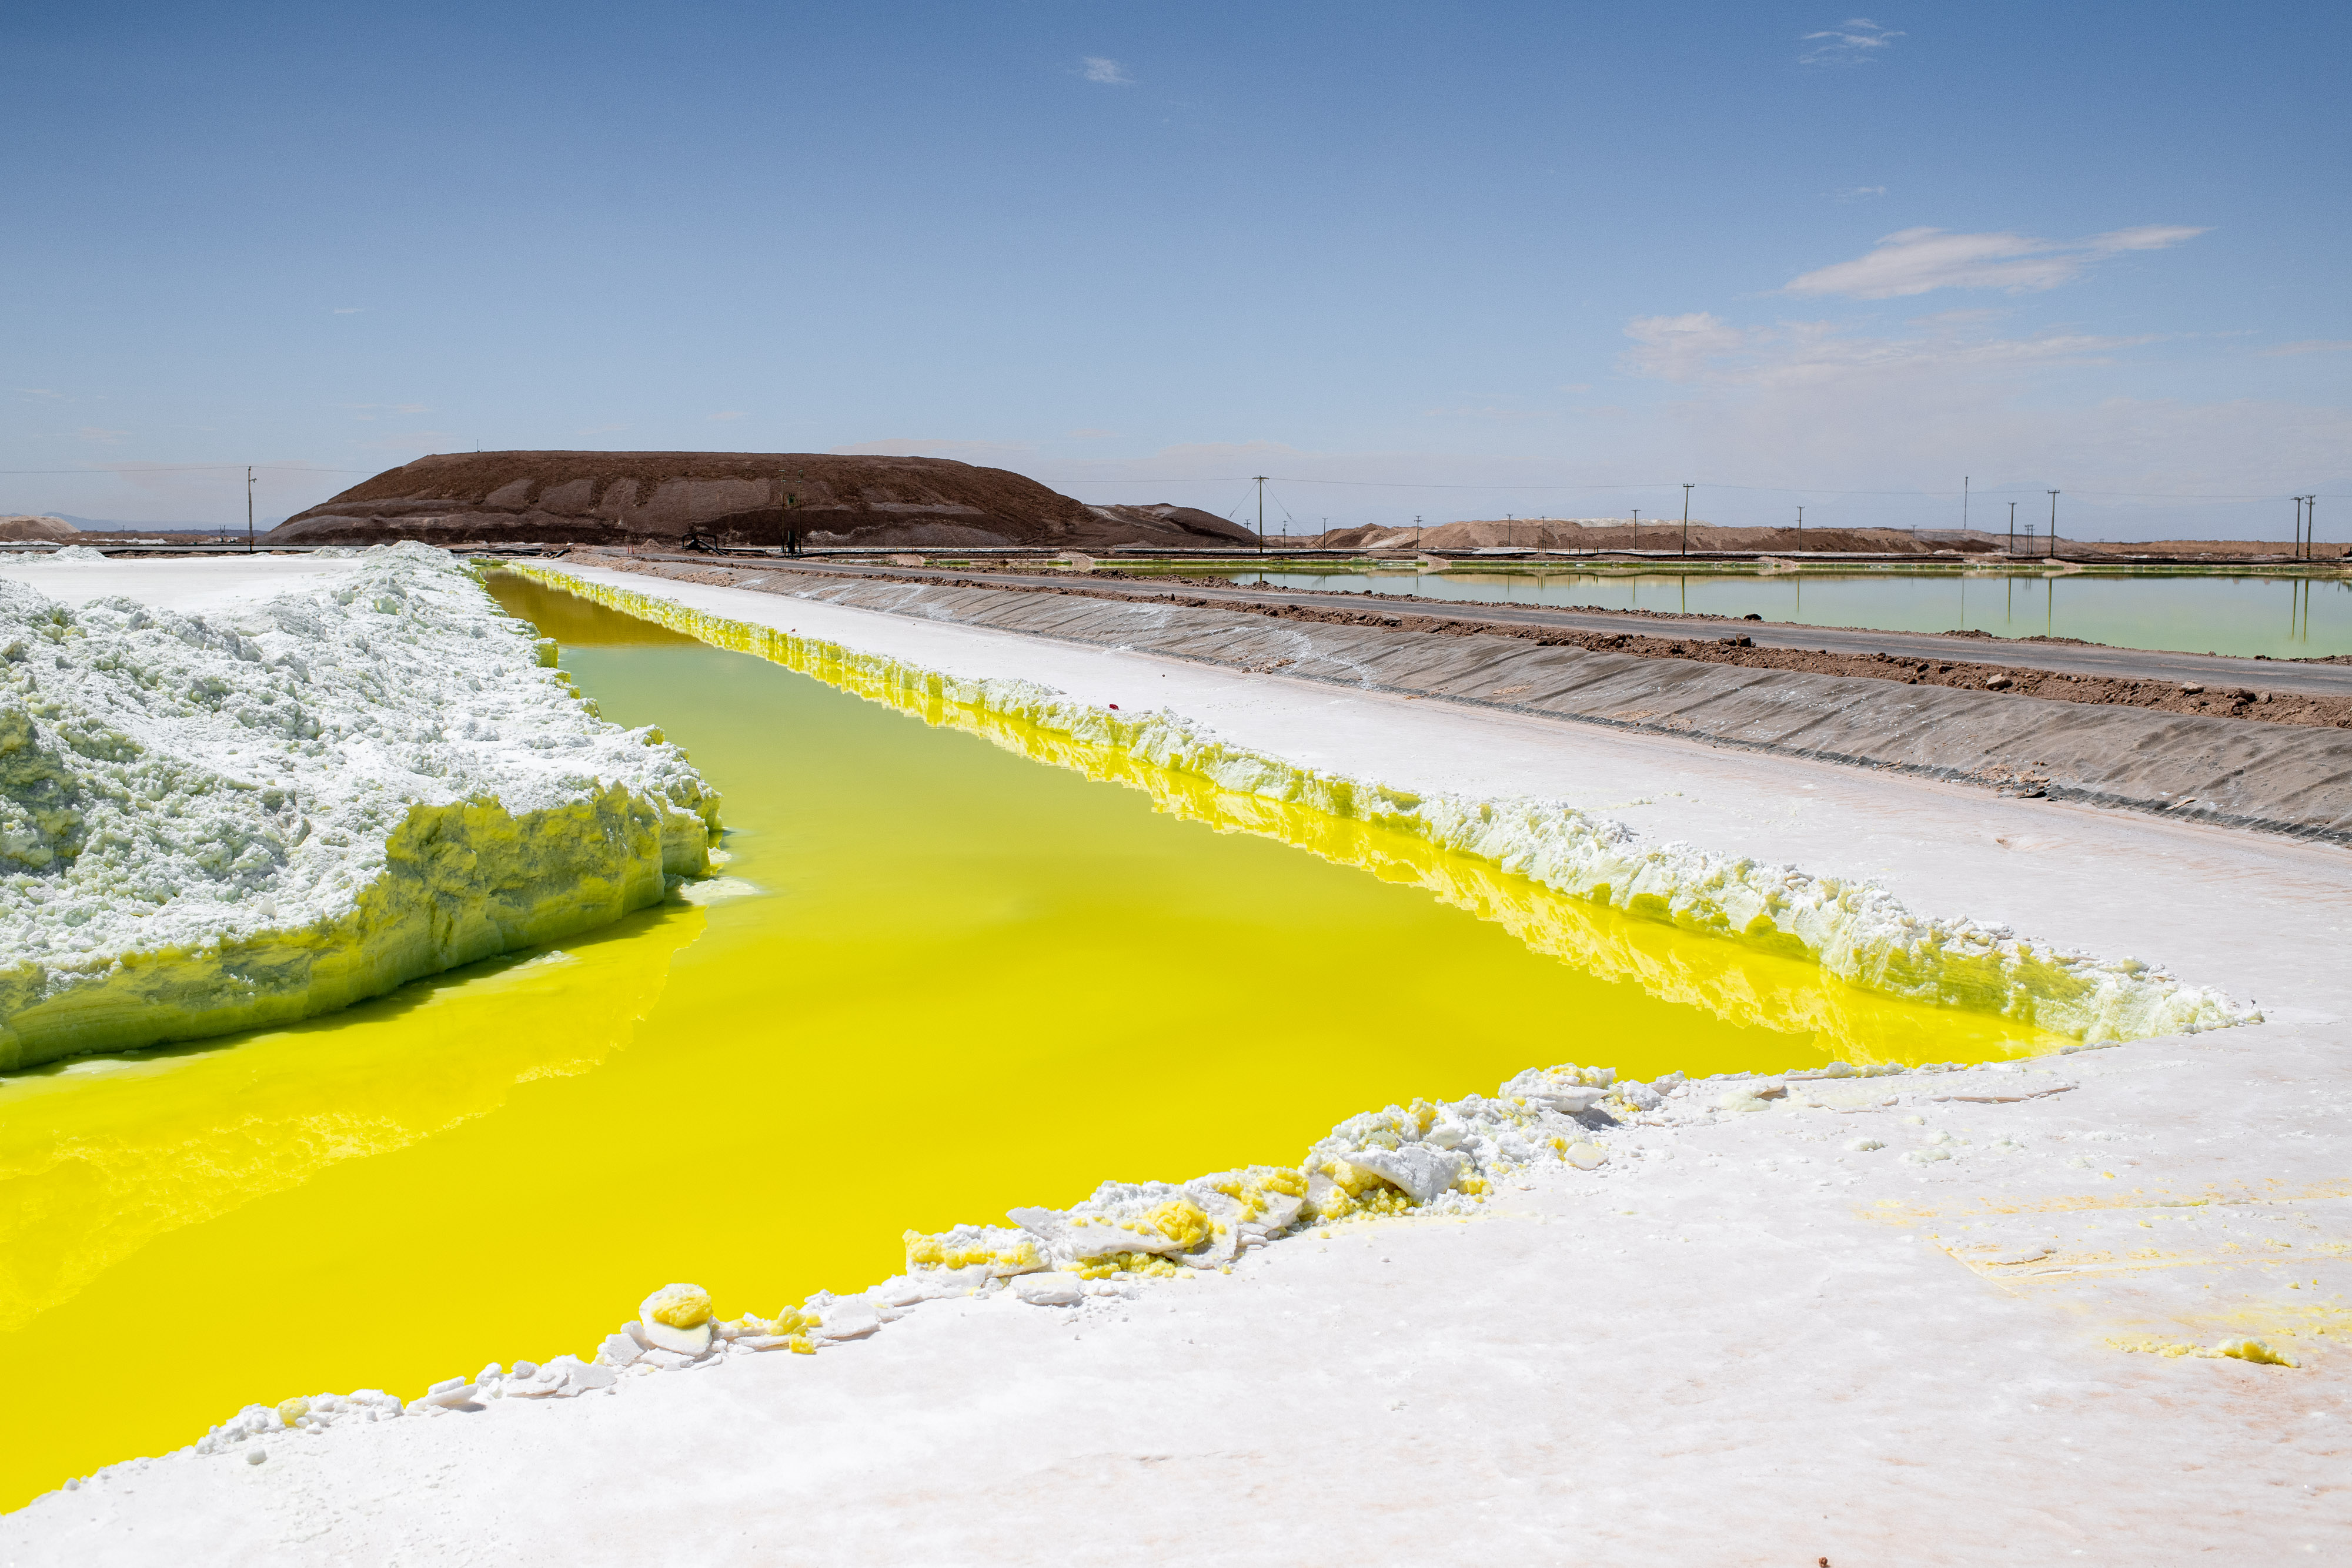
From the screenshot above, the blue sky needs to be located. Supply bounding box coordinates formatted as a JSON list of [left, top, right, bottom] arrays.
[[5, 2, 2346, 537]]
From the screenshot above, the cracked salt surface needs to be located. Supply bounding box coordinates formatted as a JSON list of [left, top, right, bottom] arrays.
[[0, 543, 719, 1068]]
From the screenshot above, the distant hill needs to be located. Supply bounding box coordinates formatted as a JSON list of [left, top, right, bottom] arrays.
[[51, 515, 223, 533], [267, 452, 1261, 550], [1084, 502, 1256, 546]]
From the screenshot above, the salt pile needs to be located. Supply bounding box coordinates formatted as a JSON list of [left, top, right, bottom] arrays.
[[0, 542, 719, 1068]]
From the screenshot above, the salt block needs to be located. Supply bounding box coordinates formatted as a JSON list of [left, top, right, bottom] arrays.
[[417, 1378, 478, 1409], [1615, 1081, 1664, 1111], [1011, 1272, 1085, 1307], [1009, 1206, 1191, 1261], [1524, 1086, 1611, 1115], [1422, 1121, 1470, 1150], [640, 1319, 714, 1356], [638, 1282, 716, 1354], [596, 1332, 644, 1368], [1343, 1145, 1466, 1203], [814, 1300, 881, 1340], [1563, 1143, 1609, 1170], [502, 1365, 565, 1399], [550, 1354, 616, 1392]]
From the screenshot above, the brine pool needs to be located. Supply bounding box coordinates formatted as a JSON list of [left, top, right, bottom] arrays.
[[0, 575, 2070, 1508], [1204, 567, 2352, 660]]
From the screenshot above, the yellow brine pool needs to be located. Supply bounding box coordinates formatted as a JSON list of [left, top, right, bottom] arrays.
[[0, 574, 2069, 1508]]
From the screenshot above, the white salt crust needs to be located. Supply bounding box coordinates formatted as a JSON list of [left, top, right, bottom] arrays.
[[0, 543, 719, 1068], [513, 562, 2253, 1044], [145, 1050, 2217, 1480], [22, 564, 2290, 1500]]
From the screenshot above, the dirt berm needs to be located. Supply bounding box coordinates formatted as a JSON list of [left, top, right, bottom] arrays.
[[597, 558, 2352, 843], [0, 515, 78, 541], [268, 452, 1259, 550]]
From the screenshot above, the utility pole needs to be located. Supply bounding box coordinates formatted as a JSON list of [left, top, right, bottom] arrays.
[[2046, 490, 2060, 560], [1631, 508, 1639, 546], [1414, 514, 1422, 550], [2008, 501, 2017, 557], [2311, 496, 2321, 561], [1963, 476, 1970, 534], [1253, 476, 1267, 556], [246, 466, 256, 555], [1681, 483, 1693, 556]]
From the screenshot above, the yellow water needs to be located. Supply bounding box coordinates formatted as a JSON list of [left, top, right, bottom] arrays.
[[0, 578, 2066, 1507]]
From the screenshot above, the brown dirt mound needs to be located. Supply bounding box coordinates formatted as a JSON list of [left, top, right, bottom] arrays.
[[267, 452, 1261, 550], [1085, 503, 1258, 547], [0, 515, 79, 541]]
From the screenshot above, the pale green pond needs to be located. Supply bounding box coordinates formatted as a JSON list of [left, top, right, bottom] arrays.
[[1198, 568, 2351, 661]]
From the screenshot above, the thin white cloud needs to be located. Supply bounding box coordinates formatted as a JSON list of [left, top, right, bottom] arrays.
[[2263, 339, 2352, 357], [1785, 223, 2207, 299], [1080, 56, 1132, 85], [18, 388, 68, 402], [1799, 18, 1903, 66], [1825, 186, 1887, 202], [1620, 310, 2152, 393], [332, 307, 368, 315]]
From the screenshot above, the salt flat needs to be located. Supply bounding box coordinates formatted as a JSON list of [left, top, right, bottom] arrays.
[[5, 560, 2346, 1566], [0, 551, 366, 613]]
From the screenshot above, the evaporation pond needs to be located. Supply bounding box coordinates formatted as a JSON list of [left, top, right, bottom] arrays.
[[0, 574, 2063, 1506], [1216, 567, 2352, 660]]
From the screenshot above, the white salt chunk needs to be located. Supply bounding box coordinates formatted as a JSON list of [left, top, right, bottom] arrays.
[[1011, 1273, 1087, 1306]]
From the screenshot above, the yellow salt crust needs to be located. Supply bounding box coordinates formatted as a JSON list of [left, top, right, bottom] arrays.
[[1147, 1198, 1213, 1250], [901, 1231, 1045, 1275], [643, 1284, 713, 1329], [2112, 1336, 2299, 1367]]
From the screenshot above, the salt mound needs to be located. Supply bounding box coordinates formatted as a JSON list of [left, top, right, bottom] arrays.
[[0, 542, 720, 1069], [0, 514, 78, 543]]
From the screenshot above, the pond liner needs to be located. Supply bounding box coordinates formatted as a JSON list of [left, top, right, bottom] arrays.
[[610, 564, 2352, 847]]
